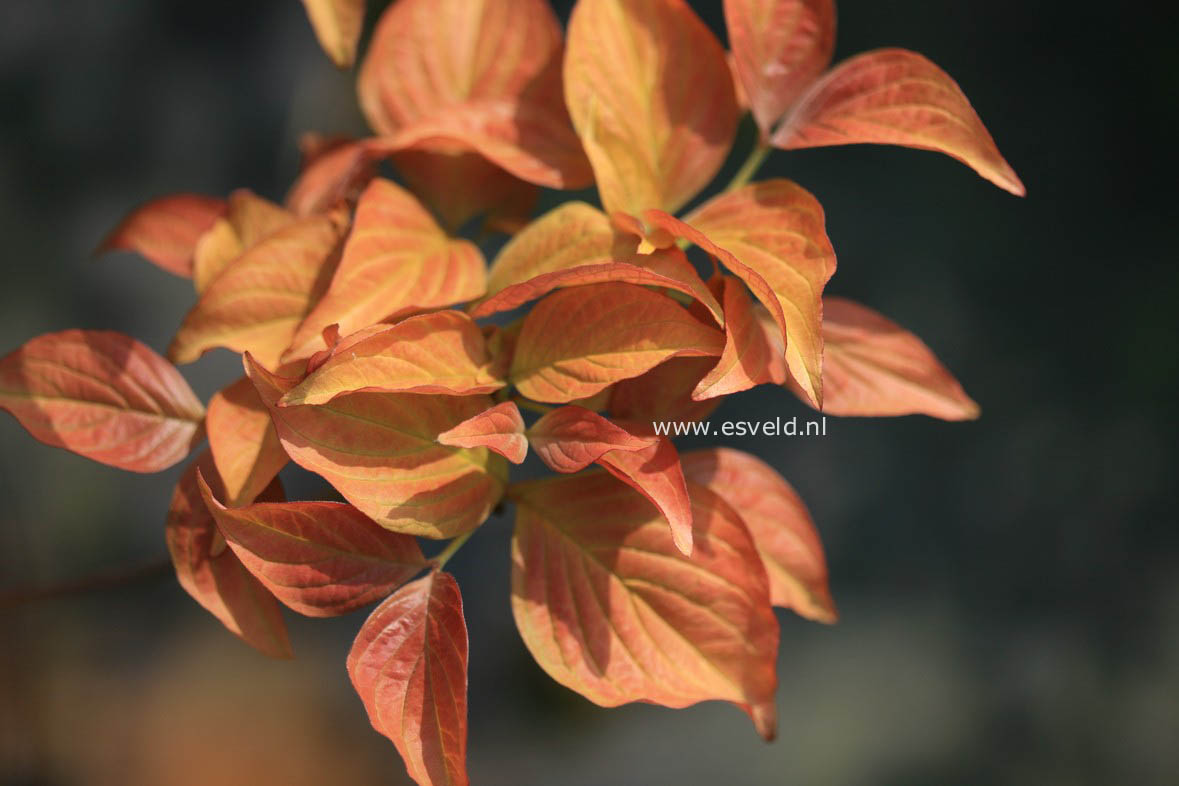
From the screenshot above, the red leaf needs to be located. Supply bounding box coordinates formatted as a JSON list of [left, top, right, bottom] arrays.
[[609, 357, 724, 424], [300, 0, 365, 68], [681, 448, 836, 622], [796, 296, 981, 420], [169, 213, 346, 368], [245, 354, 507, 539], [510, 472, 778, 739], [437, 401, 528, 464], [165, 451, 292, 658], [281, 311, 505, 406], [645, 177, 836, 407], [348, 571, 469, 786], [596, 434, 694, 555], [564, 0, 739, 214], [724, 0, 835, 135], [527, 405, 656, 473], [285, 179, 486, 361], [198, 476, 428, 617], [97, 193, 225, 278], [510, 283, 724, 403], [693, 275, 788, 399], [0, 330, 204, 473], [206, 376, 288, 506], [772, 48, 1025, 195]]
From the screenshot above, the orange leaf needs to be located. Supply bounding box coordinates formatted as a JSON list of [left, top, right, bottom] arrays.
[[192, 190, 296, 292], [724, 0, 835, 135], [772, 48, 1025, 195], [599, 435, 694, 555], [0, 330, 204, 473], [358, 0, 590, 189], [97, 193, 225, 278], [165, 451, 292, 658], [609, 357, 724, 424], [437, 401, 528, 464], [796, 296, 980, 420], [392, 150, 538, 234], [245, 354, 507, 538], [527, 405, 656, 473], [206, 376, 288, 506], [198, 476, 428, 617], [348, 571, 469, 786], [564, 0, 740, 215], [169, 213, 345, 367], [285, 179, 486, 361], [286, 138, 378, 216], [300, 0, 365, 68], [510, 472, 778, 739], [510, 283, 724, 403], [645, 178, 836, 407], [693, 275, 788, 399], [281, 311, 505, 406], [681, 448, 836, 622]]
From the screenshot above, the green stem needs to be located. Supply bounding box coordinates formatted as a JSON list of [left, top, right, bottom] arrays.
[[432, 530, 475, 570], [511, 395, 554, 415], [725, 142, 772, 193]]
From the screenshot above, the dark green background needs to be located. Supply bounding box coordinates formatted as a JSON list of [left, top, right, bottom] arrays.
[[1, 1, 1176, 784]]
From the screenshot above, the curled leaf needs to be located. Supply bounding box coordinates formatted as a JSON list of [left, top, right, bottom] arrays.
[[192, 190, 295, 292], [0, 330, 204, 473], [437, 401, 528, 464], [206, 376, 288, 506], [527, 405, 656, 473], [681, 447, 836, 622], [693, 276, 788, 399], [510, 283, 724, 403], [772, 48, 1025, 195], [199, 476, 427, 617], [348, 571, 469, 786]]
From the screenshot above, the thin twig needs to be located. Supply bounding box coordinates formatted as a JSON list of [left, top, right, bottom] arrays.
[[0, 558, 173, 610]]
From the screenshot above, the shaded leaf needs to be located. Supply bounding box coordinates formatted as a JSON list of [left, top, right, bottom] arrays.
[[97, 194, 225, 278], [0, 330, 204, 473], [199, 475, 428, 617], [165, 451, 292, 657], [772, 48, 1025, 195], [392, 149, 539, 234], [527, 405, 655, 473], [206, 376, 288, 506], [437, 401, 528, 464], [510, 283, 724, 403], [301, 0, 365, 68], [693, 276, 787, 399], [245, 354, 507, 538], [286, 179, 486, 361], [510, 472, 778, 739], [645, 178, 836, 407], [564, 0, 739, 214], [724, 0, 835, 135], [609, 357, 723, 424], [681, 447, 836, 622], [348, 571, 469, 786], [796, 296, 980, 420], [281, 311, 505, 406], [286, 138, 378, 216], [169, 213, 345, 367], [595, 432, 694, 555]]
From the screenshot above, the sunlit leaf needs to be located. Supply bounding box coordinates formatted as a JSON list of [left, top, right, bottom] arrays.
[[165, 451, 292, 658], [510, 283, 724, 403], [0, 330, 204, 473], [527, 405, 655, 473], [693, 275, 787, 399], [510, 472, 778, 739], [564, 0, 740, 215], [169, 213, 345, 367], [97, 194, 225, 278], [199, 475, 428, 617], [348, 571, 469, 786], [772, 48, 1025, 195], [437, 401, 528, 464], [301, 0, 365, 68], [645, 178, 836, 407], [724, 0, 835, 135], [794, 296, 980, 420], [681, 448, 836, 622], [193, 190, 296, 292], [285, 179, 486, 361], [358, 0, 591, 189], [206, 376, 288, 506], [286, 138, 378, 216], [281, 311, 505, 406], [245, 354, 507, 538]]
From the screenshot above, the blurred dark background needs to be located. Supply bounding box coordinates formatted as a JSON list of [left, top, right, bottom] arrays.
[[1, 1, 1176, 784]]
